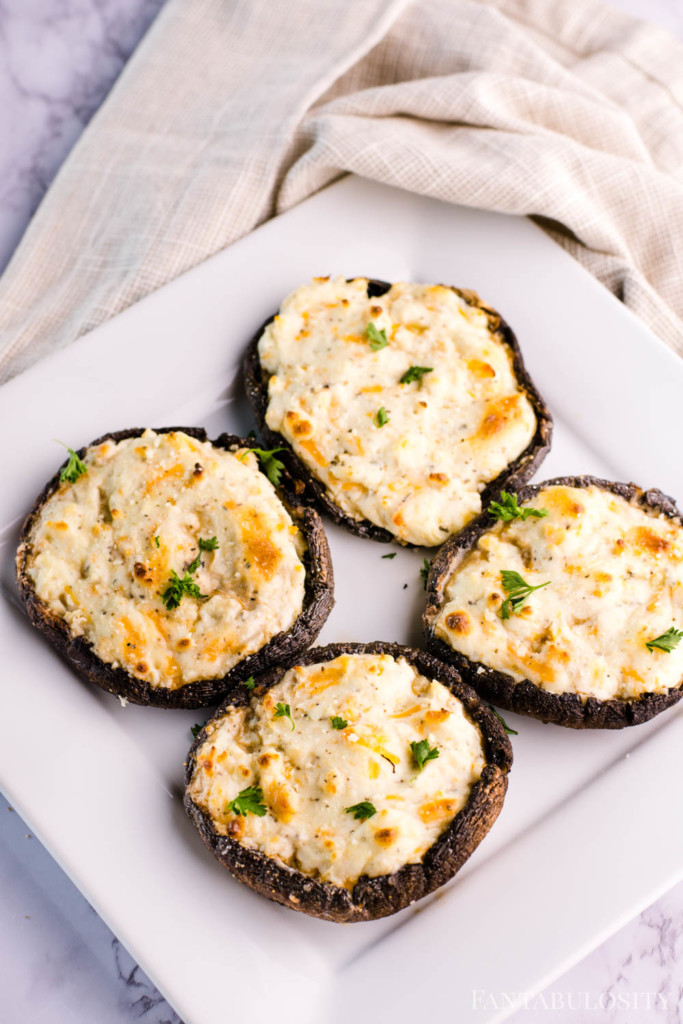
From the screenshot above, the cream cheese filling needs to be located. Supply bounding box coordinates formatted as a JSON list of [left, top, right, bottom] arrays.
[[434, 485, 683, 701], [258, 277, 537, 546], [25, 430, 307, 689], [188, 653, 485, 888]]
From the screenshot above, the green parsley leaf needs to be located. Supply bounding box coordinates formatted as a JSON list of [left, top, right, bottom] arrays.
[[331, 716, 348, 730], [227, 785, 267, 817], [410, 739, 440, 771], [399, 365, 433, 386], [199, 536, 219, 551], [186, 552, 202, 574], [488, 491, 549, 523], [185, 536, 219, 574], [500, 569, 550, 619], [420, 558, 430, 589], [382, 552, 397, 559], [243, 675, 255, 690], [274, 702, 295, 730], [242, 446, 286, 486], [153, 535, 160, 548], [345, 801, 377, 821], [58, 446, 87, 484], [161, 569, 208, 610], [646, 627, 683, 653], [375, 406, 389, 428], [190, 723, 202, 740], [488, 705, 518, 735], [366, 322, 389, 350]]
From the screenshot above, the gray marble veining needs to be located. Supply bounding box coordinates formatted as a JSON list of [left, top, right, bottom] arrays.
[[1, 1, 683, 1022], [0, 0, 165, 273], [0, 801, 181, 1023]]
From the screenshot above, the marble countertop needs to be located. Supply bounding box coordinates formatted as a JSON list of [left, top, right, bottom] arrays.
[[2, 1, 683, 1021]]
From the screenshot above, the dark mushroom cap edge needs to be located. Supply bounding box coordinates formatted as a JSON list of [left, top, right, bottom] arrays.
[[243, 279, 554, 546], [423, 475, 683, 729], [184, 640, 513, 923], [15, 426, 335, 709]]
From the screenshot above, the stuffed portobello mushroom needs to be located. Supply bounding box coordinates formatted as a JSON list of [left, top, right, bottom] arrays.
[[16, 427, 334, 708], [244, 276, 552, 547], [184, 642, 512, 922], [424, 477, 683, 729]]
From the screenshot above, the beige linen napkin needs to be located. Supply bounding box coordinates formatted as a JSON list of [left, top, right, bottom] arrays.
[[1, 0, 682, 384]]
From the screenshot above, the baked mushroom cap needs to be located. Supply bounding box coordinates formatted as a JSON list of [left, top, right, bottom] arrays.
[[244, 277, 552, 547], [16, 427, 334, 708], [184, 641, 512, 922], [424, 476, 683, 729]]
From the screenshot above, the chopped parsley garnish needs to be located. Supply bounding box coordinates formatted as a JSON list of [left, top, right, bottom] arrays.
[[190, 723, 202, 740], [399, 365, 433, 386], [500, 569, 550, 619], [489, 706, 518, 735], [375, 406, 389, 428], [199, 536, 219, 551], [331, 716, 348, 730], [646, 627, 683, 653], [274, 702, 295, 730], [184, 537, 219, 575], [181, 536, 219, 577], [161, 569, 208, 610], [345, 801, 377, 821], [58, 446, 87, 484], [410, 739, 440, 771], [227, 785, 267, 817], [186, 552, 203, 574], [382, 552, 397, 559], [242, 446, 286, 486], [366, 322, 389, 350], [488, 491, 548, 523], [153, 535, 160, 548], [243, 675, 255, 690], [420, 558, 430, 589]]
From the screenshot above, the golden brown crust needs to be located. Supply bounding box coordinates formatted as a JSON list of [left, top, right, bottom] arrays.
[[184, 641, 512, 922], [243, 279, 553, 545], [16, 426, 334, 708], [423, 475, 683, 729]]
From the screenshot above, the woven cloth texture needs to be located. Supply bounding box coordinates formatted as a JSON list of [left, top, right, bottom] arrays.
[[1, 0, 682, 383]]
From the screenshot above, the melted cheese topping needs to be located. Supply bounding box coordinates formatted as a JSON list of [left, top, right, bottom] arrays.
[[25, 430, 306, 689], [188, 653, 485, 888], [434, 485, 683, 701], [258, 277, 537, 546]]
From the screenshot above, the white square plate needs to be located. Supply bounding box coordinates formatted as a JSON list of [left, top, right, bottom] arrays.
[[2, 177, 683, 1024]]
